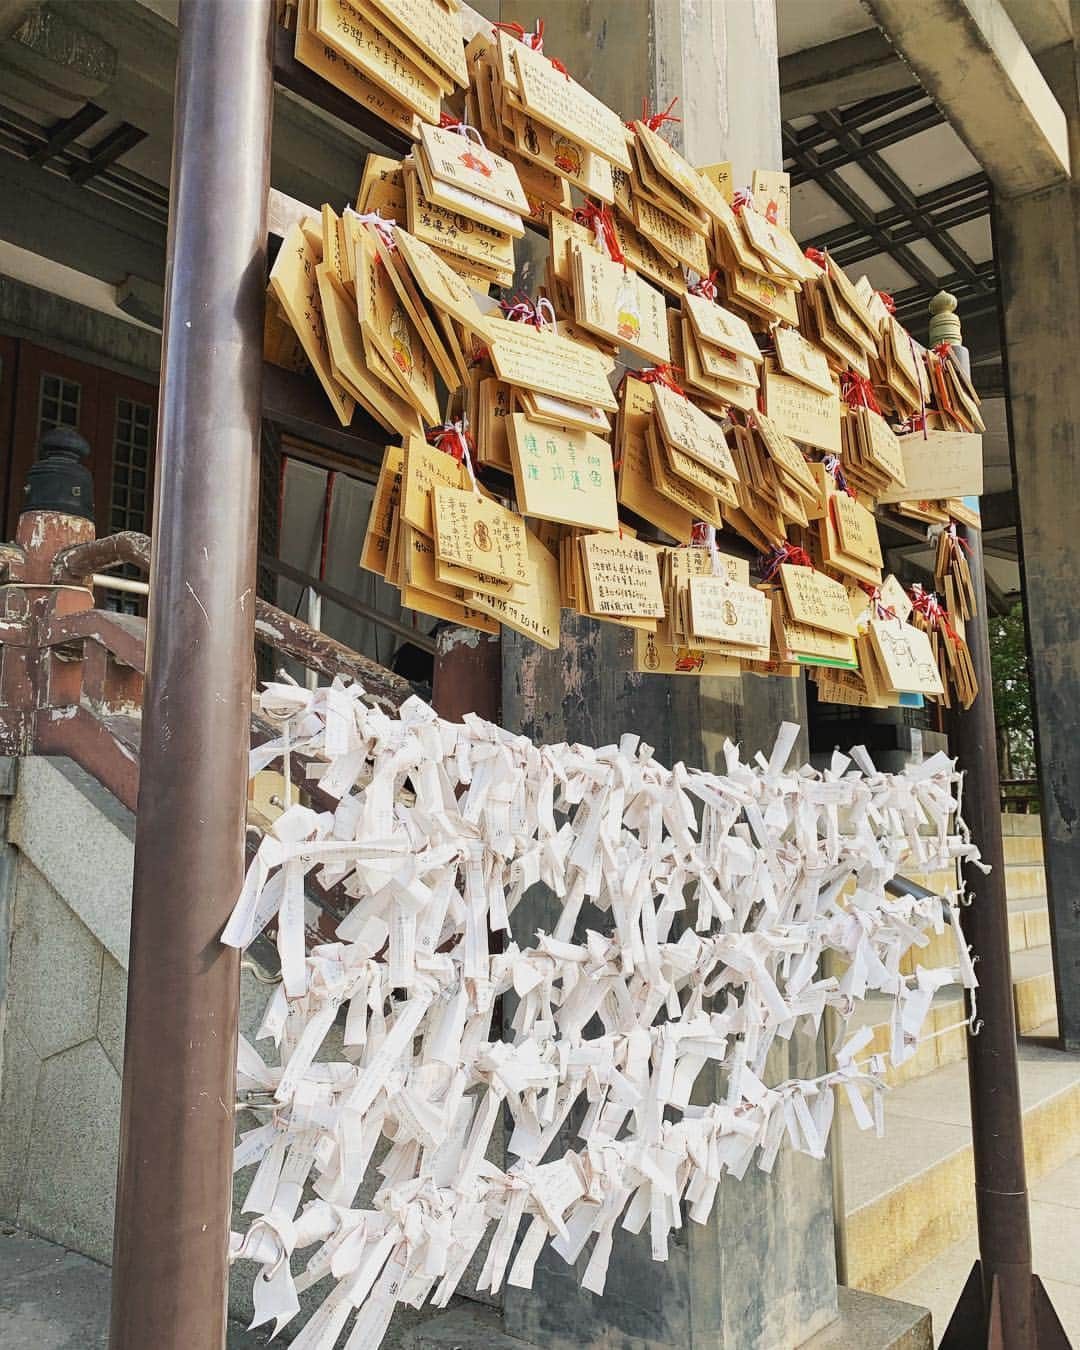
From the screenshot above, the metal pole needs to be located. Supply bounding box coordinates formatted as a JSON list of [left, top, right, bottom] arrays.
[[942, 520, 1037, 1349], [109, 3, 273, 1347]]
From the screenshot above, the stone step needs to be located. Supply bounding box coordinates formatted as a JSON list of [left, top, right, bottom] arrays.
[[852, 940, 1057, 1091], [1012, 945, 1058, 1035], [900, 860, 1045, 905], [896, 897, 1049, 980], [1005, 862, 1048, 902], [841, 1040, 1080, 1295], [1001, 812, 1043, 836], [885, 1131, 1080, 1344], [1004, 831, 1044, 865]]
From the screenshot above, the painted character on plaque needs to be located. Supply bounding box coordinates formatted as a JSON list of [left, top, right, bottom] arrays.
[[390, 304, 414, 378]]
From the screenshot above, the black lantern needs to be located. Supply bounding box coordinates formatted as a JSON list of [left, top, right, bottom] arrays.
[[23, 426, 94, 521]]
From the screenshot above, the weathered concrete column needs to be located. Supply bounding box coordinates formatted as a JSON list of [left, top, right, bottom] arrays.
[[994, 46, 1080, 1049], [496, 4, 836, 1347]]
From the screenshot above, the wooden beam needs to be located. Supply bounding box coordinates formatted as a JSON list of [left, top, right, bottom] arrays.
[[863, 0, 1070, 197], [271, 23, 412, 155]]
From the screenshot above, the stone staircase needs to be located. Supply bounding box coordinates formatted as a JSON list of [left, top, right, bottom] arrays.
[[840, 813, 1080, 1305], [848, 812, 1056, 1094]]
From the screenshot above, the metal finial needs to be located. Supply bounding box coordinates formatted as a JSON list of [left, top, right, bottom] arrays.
[[928, 289, 962, 347]]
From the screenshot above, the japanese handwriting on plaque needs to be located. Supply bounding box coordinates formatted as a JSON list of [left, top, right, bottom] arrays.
[[773, 327, 835, 396], [313, 0, 441, 122], [487, 316, 618, 410], [507, 34, 632, 170], [466, 530, 561, 650], [831, 494, 883, 568], [294, 0, 420, 139], [580, 533, 665, 617], [507, 414, 618, 531], [432, 485, 529, 586], [763, 368, 841, 454], [683, 293, 762, 362], [269, 223, 356, 428], [400, 437, 469, 534], [364, 0, 468, 85], [778, 565, 859, 637], [652, 383, 738, 480], [688, 576, 771, 648], [418, 123, 530, 212], [570, 246, 670, 363]]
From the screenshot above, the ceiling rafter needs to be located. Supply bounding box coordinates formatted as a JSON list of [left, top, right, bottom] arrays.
[[782, 90, 998, 352]]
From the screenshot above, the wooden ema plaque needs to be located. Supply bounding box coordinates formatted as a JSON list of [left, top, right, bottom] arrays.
[[778, 565, 859, 637], [432, 485, 530, 586], [507, 414, 618, 532], [570, 246, 670, 363], [688, 576, 771, 652], [868, 617, 945, 695], [579, 533, 665, 618], [270, 223, 356, 428], [651, 383, 738, 482], [763, 367, 841, 455], [487, 316, 619, 411], [467, 529, 561, 650], [312, 0, 441, 122]]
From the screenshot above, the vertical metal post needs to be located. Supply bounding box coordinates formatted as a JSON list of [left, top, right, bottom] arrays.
[[109, 4, 274, 1347], [941, 520, 1037, 1349]]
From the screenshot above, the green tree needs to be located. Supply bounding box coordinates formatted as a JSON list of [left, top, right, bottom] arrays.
[[988, 600, 1035, 779]]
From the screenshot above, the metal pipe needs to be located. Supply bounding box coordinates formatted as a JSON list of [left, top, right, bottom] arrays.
[[945, 519, 1036, 1349], [108, 4, 274, 1348], [259, 552, 437, 652], [92, 574, 149, 596]]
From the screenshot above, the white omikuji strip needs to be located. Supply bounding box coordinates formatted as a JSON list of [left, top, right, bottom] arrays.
[[224, 680, 984, 1342]]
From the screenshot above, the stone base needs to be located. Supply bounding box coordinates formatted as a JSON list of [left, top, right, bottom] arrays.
[[404, 1287, 931, 1350], [802, 1287, 932, 1350], [401, 1304, 536, 1349]]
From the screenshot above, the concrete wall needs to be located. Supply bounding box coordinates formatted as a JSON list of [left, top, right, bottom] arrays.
[[0, 756, 281, 1326], [0, 758, 131, 1266]]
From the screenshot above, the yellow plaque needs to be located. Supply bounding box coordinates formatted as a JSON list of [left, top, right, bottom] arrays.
[[508, 34, 632, 170], [580, 532, 665, 618], [295, 0, 420, 140], [466, 529, 561, 650], [652, 383, 739, 481], [359, 443, 404, 575], [400, 437, 469, 534], [312, 0, 441, 122], [683, 293, 762, 362], [763, 367, 841, 454], [773, 326, 835, 396], [486, 316, 618, 411], [570, 246, 670, 363], [418, 122, 529, 212], [868, 618, 945, 695], [634, 630, 740, 677], [617, 429, 694, 543], [778, 564, 859, 637], [831, 493, 883, 568], [507, 415, 618, 532], [355, 227, 440, 423], [269, 224, 356, 428], [432, 485, 530, 586], [364, 0, 467, 85], [688, 577, 771, 651]]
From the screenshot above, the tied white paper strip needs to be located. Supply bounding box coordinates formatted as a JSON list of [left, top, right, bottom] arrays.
[[226, 681, 985, 1343]]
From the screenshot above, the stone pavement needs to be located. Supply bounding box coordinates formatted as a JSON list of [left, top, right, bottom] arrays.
[[889, 1151, 1080, 1344], [0, 1225, 275, 1349]]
